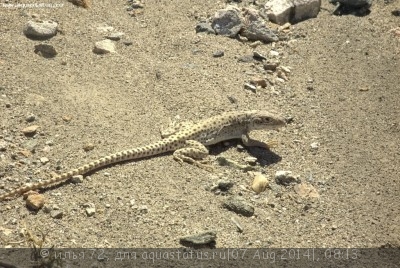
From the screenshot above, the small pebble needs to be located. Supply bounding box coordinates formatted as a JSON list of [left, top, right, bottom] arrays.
[[250, 78, 267, 88], [45, 140, 54, 146], [269, 50, 280, 57], [231, 217, 244, 233], [123, 40, 133, 46], [253, 51, 266, 61], [275, 77, 285, 83], [42, 204, 52, 213], [213, 50, 224, 58], [62, 115, 72, 122], [106, 32, 124, 41], [83, 143, 94, 152], [249, 41, 262, 48], [244, 83, 257, 93], [263, 60, 279, 71], [217, 180, 234, 191], [22, 125, 39, 136], [40, 157, 49, 164], [237, 55, 254, 63], [236, 144, 245, 151], [93, 39, 116, 54], [278, 22, 291, 31], [71, 175, 84, 183], [275, 170, 299, 186], [251, 173, 269, 194], [280, 66, 291, 74], [310, 142, 319, 150], [50, 210, 63, 219], [179, 231, 216, 247], [25, 114, 36, 122], [85, 203, 96, 217], [223, 196, 254, 217], [25, 193, 45, 210], [131, 2, 144, 8], [277, 70, 288, 81], [0, 141, 7, 152], [138, 205, 148, 213]]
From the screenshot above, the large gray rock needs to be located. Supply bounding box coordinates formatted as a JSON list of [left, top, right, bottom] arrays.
[[264, 0, 293, 25], [264, 0, 321, 25], [211, 6, 243, 37], [240, 20, 279, 43], [329, 0, 372, 16], [329, 0, 372, 8], [293, 0, 321, 22], [23, 20, 58, 39]]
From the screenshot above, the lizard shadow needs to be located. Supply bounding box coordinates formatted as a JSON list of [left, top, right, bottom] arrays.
[[209, 140, 282, 167]]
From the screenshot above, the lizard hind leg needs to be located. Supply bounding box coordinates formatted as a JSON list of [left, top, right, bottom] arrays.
[[172, 140, 213, 171]]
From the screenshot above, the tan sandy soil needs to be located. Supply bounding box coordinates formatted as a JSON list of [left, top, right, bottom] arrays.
[[0, 0, 399, 249]]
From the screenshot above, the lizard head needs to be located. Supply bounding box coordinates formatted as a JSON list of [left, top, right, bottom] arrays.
[[246, 110, 286, 130]]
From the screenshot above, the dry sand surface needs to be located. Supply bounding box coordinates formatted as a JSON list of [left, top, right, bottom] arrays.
[[0, 0, 399, 251]]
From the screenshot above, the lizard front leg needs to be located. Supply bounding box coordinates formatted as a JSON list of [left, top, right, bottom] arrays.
[[241, 132, 277, 149]]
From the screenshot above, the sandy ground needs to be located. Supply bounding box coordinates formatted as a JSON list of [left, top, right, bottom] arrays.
[[0, 0, 399, 250]]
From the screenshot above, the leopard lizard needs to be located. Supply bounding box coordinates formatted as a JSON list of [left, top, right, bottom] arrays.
[[0, 110, 285, 201]]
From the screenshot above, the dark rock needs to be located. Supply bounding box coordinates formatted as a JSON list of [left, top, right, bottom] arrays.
[[223, 196, 254, 217], [211, 7, 243, 37], [213, 50, 224, 57], [195, 22, 215, 34], [179, 231, 216, 248], [240, 21, 279, 43]]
